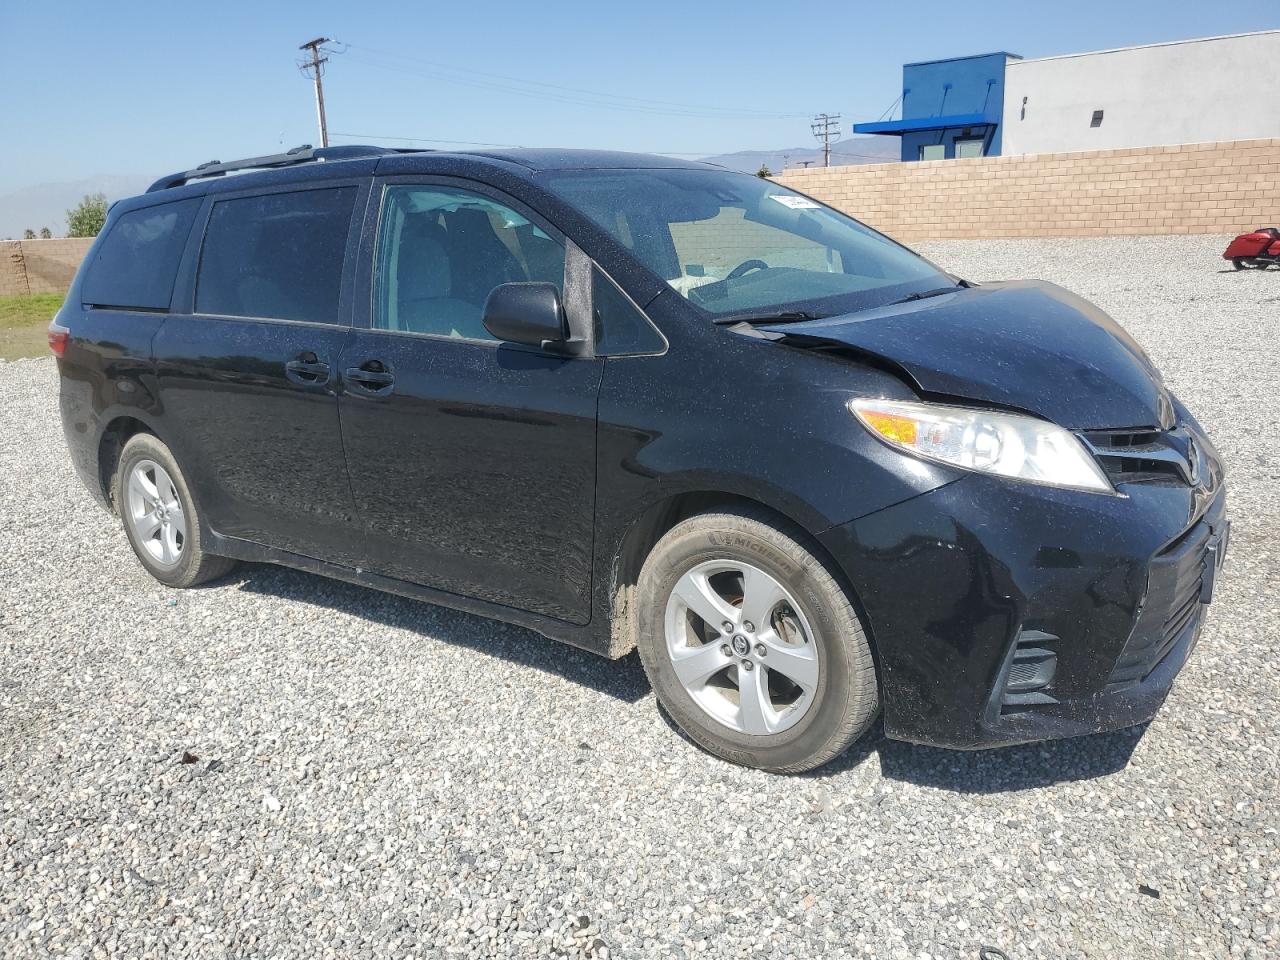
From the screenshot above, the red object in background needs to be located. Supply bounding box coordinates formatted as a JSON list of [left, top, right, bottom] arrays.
[[47, 320, 69, 357], [1224, 227, 1280, 269]]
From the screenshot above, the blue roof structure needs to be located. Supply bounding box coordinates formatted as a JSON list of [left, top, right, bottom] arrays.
[[853, 52, 1019, 161], [853, 112, 1000, 136]]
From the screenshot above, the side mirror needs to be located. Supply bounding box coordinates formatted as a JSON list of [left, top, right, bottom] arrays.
[[482, 282, 574, 351]]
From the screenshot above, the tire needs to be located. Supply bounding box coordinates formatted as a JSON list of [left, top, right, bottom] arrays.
[[635, 507, 878, 773], [1232, 258, 1247, 270], [114, 433, 237, 588]]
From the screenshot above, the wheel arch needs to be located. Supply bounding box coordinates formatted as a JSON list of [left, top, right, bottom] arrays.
[[603, 490, 875, 662], [96, 413, 161, 512]]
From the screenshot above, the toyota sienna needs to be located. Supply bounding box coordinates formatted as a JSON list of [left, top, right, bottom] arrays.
[[52, 145, 1228, 772]]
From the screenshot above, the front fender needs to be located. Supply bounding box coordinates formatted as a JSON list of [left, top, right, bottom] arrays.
[[594, 303, 963, 541]]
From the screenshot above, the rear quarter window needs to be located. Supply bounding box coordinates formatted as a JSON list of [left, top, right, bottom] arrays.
[[81, 199, 201, 309], [195, 187, 356, 324]]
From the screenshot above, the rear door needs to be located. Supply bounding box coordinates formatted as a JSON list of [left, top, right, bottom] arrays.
[[153, 181, 369, 564], [337, 178, 602, 623]]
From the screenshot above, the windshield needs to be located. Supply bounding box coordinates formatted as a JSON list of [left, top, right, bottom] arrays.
[[542, 167, 950, 318]]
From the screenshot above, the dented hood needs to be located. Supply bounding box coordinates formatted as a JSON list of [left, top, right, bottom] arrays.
[[765, 280, 1171, 430]]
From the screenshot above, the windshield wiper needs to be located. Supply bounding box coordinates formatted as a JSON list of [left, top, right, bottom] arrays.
[[889, 285, 962, 305], [712, 310, 821, 326]]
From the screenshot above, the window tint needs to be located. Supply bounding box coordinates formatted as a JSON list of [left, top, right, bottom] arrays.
[[81, 199, 200, 309], [374, 185, 565, 341], [196, 187, 356, 323], [592, 268, 665, 356]]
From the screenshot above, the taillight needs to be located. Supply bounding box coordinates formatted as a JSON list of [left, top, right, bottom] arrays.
[[48, 320, 70, 358]]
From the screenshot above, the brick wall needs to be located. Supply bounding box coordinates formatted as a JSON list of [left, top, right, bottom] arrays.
[[774, 138, 1280, 242], [0, 238, 94, 297]]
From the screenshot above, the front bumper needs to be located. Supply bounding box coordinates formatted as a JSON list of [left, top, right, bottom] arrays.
[[821, 467, 1227, 749]]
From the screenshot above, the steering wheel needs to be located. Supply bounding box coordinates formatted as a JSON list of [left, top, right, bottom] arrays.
[[725, 259, 769, 281]]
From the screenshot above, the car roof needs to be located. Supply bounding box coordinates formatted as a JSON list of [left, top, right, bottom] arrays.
[[456, 148, 718, 171], [121, 146, 727, 215]]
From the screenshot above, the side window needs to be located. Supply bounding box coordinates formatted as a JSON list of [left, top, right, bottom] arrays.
[[374, 185, 565, 341], [196, 187, 356, 323], [592, 268, 666, 356], [81, 199, 200, 309]]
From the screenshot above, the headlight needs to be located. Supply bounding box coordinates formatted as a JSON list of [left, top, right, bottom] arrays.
[[849, 397, 1114, 494]]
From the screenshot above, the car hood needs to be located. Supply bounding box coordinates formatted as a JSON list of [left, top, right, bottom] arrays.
[[764, 280, 1172, 430]]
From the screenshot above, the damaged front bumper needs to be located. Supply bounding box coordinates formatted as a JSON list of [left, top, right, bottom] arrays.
[[820, 467, 1227, 750]]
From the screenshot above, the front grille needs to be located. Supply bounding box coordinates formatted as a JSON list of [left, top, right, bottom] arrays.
[[1107, 520, 1211, 689], [1082, 427, 1199, 486]]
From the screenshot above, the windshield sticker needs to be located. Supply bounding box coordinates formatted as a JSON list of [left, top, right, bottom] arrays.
[[769, 195, 821, 210]]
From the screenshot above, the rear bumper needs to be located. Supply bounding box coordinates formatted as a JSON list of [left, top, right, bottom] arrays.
[[820, 468, 1227, 750]]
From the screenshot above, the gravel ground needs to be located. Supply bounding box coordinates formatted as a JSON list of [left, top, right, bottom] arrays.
[[2, 234, 1277, 959]]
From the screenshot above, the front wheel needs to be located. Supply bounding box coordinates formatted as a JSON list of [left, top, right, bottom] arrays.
[[636, 508, 878, 773], [115, 433, 237, 588]]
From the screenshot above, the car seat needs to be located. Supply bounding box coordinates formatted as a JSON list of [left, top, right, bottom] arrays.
[[443, 208, 528, 307], [395, 215, 487, 339]]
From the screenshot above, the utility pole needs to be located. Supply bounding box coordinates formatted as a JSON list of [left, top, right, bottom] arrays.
[[299, 37, 331, 148], [810, 113, 842, 168]]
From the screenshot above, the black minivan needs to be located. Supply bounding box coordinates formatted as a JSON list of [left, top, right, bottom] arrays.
[[54, 145, 1228, 772]]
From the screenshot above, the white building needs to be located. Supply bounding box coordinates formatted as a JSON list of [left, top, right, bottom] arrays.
[[1001, 30, 1280, 156]]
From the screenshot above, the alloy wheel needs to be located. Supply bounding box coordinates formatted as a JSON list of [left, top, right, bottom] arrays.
[[663, 559, 819, 735], [125, 459, 187, 569]]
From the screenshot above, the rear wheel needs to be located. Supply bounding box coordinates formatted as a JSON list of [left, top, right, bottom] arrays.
[[115, 433, 236, 588], [636, 508, 878, 773]]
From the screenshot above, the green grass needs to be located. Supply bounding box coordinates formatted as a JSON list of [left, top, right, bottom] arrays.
[[0, 292, 64, 329], [0, 293, 64, 360]]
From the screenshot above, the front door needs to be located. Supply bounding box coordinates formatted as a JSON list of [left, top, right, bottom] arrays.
[[153, 183, 366, 564], [338, 180, 602, 623]]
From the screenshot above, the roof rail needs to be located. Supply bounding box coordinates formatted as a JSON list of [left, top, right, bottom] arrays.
[[146, 144, 416, 193]]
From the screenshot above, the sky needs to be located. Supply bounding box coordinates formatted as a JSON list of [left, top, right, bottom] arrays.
[[2, 0, 1278, 218]]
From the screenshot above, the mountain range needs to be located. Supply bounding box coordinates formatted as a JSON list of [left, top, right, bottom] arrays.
[[696, 136, 900, 174]]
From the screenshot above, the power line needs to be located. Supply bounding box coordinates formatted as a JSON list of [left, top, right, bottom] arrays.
[[331, 131, 894, 166], [327, 132, 714, 158], [344, 43, 808, 118], [329, 132, 740, 158], [338, 43, 809, 121], [298, 37, 334, 148], [345, 55, 796, 120]]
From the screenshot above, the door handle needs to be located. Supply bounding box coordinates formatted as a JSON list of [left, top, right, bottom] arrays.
[[285, 353, 331, 385], [344, 360, 396, 396]]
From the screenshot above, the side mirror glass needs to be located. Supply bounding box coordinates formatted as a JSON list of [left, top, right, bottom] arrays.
[[482, 282, 568, 350]]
